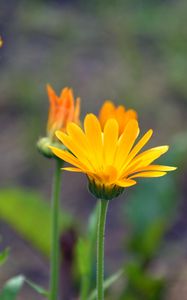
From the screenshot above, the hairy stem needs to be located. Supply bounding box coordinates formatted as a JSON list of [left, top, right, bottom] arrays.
[[49, 160, 62, 300], [97, 199, 109, 300]]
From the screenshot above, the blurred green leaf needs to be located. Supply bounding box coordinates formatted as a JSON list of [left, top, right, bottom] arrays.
[[126, 176, 177, 234], [128, 219, 166, 260], [88, 269, 124, 300], [25, 279, 48, 297], [125, 133, 184, 258], [0, 275, 49, 300], [0, 276, 24, 300], [0, 247, 10, 267], [121, 140, 181, 299], [168, 132, 187, 168], [77, 203, 99, 299], [88, 202, 100, 240], [121, 262, 164, 300], [141, 220, 165, 257], [0, 188, 72, 256], [77, 203, 99, 275], [77, 238, 90, 275]]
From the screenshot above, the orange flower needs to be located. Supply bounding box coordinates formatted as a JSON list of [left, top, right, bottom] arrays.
[[47, 84, 80, 139], [0, 36, 3, 48], [99, 101, 137, 135], [50, 114, 176, 200]]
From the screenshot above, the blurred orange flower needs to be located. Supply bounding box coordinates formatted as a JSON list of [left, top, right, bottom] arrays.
[[0, 36, 3, 48], [47, 84, 80, 139], [99, 101, 137, 135]]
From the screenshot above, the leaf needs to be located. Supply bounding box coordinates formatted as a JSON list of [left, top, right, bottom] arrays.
[[25, 279, 49, 297], [0, 275, 24, 300], [77, 202, 99, 276], [77, 238, 90, 275], [88, 202, 100, 239], [87, 269, 124, 300], [0, 188, 72, 256], [125, 176, 178, 260], [0, 248, 10, 266], [0, 276, 49, 300], [77, 203, 100, 299], [123, 262, 164, 300], [167, 132, 187, 168], [125, 175, 177, 234]]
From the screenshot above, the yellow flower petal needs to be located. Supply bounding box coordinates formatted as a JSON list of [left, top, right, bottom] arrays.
[[104, 165, 118, 183], [129, 171, 167, 178], [116, 179, 137, 187], [52, 111, 176, 196], [103, 119, 119, 165], [114, 119, 139, 170], [121, 129, 153, 170], [84, 114, 103, 168], [63, 167, 83, 172], [55, 131, 94, 169], [49, 146, 86, 170], [122, 146, 169, 176], [130, 165, 177, 173], [66, 123, 91, 153]]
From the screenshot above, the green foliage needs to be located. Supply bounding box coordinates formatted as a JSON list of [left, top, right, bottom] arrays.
[[121, 262, 164, 300], [25, 278, 48, 297], [88, 269, 124, 300], [0, 247, 10, 267], [0, 236, 10, 267], [77, 238, 90, 276], [120, 141, 181, 299], [0, 188, 72, 256], [76, 203, 99, 299], [0, 275, 49, 300], [168, 132, 187, 169], [0, 276, 24, 300], [126, 176, 177, 261]]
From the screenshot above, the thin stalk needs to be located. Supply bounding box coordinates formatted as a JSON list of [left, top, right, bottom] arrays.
[[49, 159, 62, 300], [97, 199, 109, 300]]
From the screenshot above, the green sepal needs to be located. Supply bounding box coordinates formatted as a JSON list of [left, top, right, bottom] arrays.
[[37, 136, 66, 159], [88, 179, 124, 200]]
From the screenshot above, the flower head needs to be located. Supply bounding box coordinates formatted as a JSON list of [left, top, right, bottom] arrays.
[[99, 101, 137, 135], [50, 114, 176, 200], [47, 84, 80, 140], [0, 36, 3, 48]]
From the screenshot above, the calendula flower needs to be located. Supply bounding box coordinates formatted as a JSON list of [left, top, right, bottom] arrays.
[[50, 114, 176, 200], [99, 101, 137, 135], [0, 36, 3, 47], [47, 84, 80, 139], [37, 85, 80, 158]]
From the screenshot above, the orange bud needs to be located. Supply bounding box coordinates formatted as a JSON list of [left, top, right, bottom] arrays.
[[46, 84, 81, 140]]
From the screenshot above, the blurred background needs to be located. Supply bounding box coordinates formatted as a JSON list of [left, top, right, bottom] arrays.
[[0, 0, 187, 299]]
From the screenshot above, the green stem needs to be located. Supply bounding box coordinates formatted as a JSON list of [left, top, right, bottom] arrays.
[[97, 199, 109, 300], [49, 159, 62, 300]]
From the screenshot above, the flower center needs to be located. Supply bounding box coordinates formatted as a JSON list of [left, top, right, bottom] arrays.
[[98, 165, 118, 184]]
